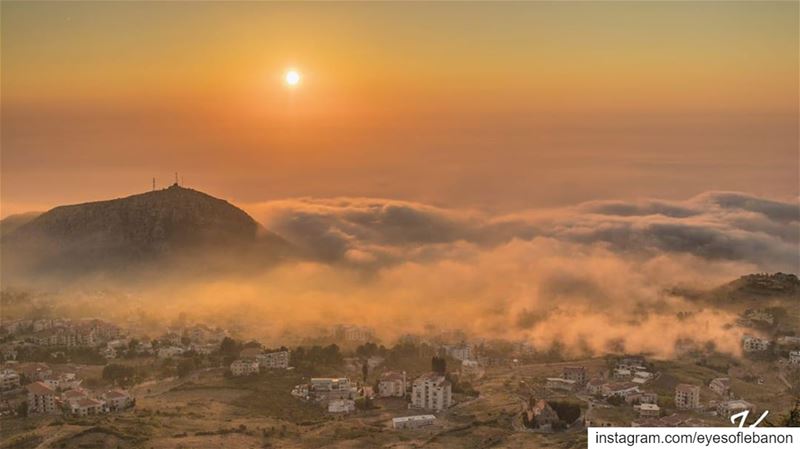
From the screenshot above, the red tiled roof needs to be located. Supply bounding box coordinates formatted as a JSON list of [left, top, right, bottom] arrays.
[[25, 381, 56, 395]]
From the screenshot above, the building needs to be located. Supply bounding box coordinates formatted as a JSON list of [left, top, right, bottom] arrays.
[[586, 377, 605, 395], [742, 335, 770, 352], [625, 391, 658, 405], [327, 398, 356, 414], [789, 351, 800, 365], [411, 373, 452, 412], [446, 344, 474, 361], [562, 366, 587, 385], [460, 360, 482, 378], [636, 403, 661, 418], [230, 359, 260, 377], [392, 414, 436, 429], [0, 369, 21, 390], [157, 346, 184, 359], [613, 368, 632, 380], [70, 398, 106, 416], [256, 350, 290, 369], [601, 382, 640, 399], [632, 371, 653, 384], [103, 389, 133, 411], [311, 378, 356, 401], [717, 400, 754, 418], [709, 378, 731, 397], [546, 377, 577, 391], [378, 371, 407, 398], [26, 381, 57, 414], [674, 384, 700, 409]]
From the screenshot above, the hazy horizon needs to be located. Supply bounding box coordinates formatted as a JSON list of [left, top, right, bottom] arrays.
[[2, 1, 798, 218]]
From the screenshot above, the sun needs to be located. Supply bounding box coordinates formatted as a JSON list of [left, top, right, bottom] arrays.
[[285, 69, 301, 87]]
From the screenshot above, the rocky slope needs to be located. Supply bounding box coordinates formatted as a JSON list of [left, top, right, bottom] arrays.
[[1, 184, 288, 278]]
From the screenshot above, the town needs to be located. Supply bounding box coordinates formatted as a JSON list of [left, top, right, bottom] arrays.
[[1, 309, 799, 448]]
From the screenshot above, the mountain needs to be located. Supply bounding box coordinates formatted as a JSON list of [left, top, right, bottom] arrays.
[[1, 184, 289, 279], [711, 272, 799, 300], [0, 211, 42, 238]]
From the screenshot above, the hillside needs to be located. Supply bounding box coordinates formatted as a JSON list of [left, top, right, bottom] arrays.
[[1, 184, 289, 278]]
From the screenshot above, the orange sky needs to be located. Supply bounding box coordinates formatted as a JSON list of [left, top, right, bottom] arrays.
[[1, 1, 798, 217]]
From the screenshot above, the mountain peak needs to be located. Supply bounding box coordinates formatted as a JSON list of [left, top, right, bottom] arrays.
[[2, 186, 268, 278]]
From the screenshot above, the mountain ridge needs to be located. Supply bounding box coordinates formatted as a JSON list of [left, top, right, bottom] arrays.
[[1, 184, 289, 279]]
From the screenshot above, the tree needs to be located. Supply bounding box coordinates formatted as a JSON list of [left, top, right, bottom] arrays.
[[177, 358, 196, 378], [432, 356, 446, 374], [220, 337, 240, 357], [785, 400, 800, 427], [102, 364, 136, 385]]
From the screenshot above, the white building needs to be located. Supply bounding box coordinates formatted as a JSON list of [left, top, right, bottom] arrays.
[[636, 403, 660, 418], [675, 384, 700, 409], [446, 344, 473, 361], [230, 359, 260, 377], [742, 335, 770, 352], [392, 414, 436, 429], [26, 381, 58, 414], [717, 400, 754, 418], [709, 377, 731, 396], [562, 366, 587, 385], [70, 398, 107, 416], [103, 389, 134, 411], [411, 373, 452, 412], [256, 350, 290, 369], [311, 378, 356, 401], [0, 369, 21, 390], [546, 377, 577, 391], [789, 351, 800, 365], [327, 398, 356, 414], [378, 371, 407, 398], [601, 382, 640, 399], [157, 346, 184, 359]]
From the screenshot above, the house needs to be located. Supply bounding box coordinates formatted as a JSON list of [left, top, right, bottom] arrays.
[[674, 384, 700, 409], [378, 371, 407, 398], [586, 377, 605, 395], [523, 398, 560, 430], [256, 350, 290, 369], [0, 369, 20, 390], [102, 389, 133, 411], [742, 335, 770, 352], [636, 403, 661, 418], [26, 381, 58, 414], [789, 351, 800, 365], [625, 391, 658, 405], [777, 336, 800, 347], [632, 371, 653, 384], [562, 366, 586, 385], [616, 355, 646, 370], [230, 359, 260, 377], [392, 414, 436, 429], [62, 388, 90, 411], [411, 373, 452, 412], [327, 398, 356, 414], [311, 378, 356, 401], [546, 377, 576, 391], [446, 344, 474, 361], [601, 382, 639, 399], [613, 368, 632, 380], [717, 399, 754, 418], [460, 360, 482, 377], [157, 346, 184, 359], [70, 398, 106, 416], [709, 378, 731, 397]]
